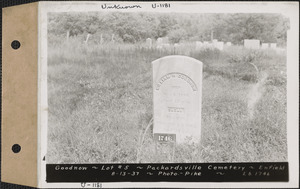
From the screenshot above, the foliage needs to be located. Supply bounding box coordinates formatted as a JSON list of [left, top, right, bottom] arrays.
[[168, 28, 187, 43], [48, 12, 290, 46], [227, 47, 264, 64], [214, 14, 290, 45]]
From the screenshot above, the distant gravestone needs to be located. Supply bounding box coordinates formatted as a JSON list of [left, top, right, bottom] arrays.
[[216, 41, 224, 51], [162, 43, 171, 50], [174, 43, 180, 53], [261, 43, 269, 49], [195, 41, 203, 50], [270, 43, 277, 49], [244, 39, 260, 49], [152, 55, 203, 143], [203, 41, 214, 49], [174, 43, 180, 48], [146, 38, 152, 48], [157, 38, 163, 49], [162, 37, 169, 44], [212, 39, 218, 48], [226, 42, 232, 46]]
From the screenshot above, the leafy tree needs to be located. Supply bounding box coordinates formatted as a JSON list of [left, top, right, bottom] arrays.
[[48, 12, 289, 46], [157, 15, 177, 38], [168, 28, 187, 43]]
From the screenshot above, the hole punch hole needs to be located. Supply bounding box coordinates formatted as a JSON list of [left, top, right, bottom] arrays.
[[11, 40, 21, 50], [12, 144, 21, 153]]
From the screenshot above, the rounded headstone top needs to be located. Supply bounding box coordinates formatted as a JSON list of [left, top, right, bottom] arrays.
[[152, 55, 203, 66]]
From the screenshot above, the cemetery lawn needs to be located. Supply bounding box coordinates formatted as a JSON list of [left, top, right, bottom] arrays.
[[47, 42, 287, 163]]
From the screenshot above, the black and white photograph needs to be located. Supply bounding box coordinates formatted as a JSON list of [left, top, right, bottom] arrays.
[[47, 9, 289, 164], [37, 1, 299, 188]]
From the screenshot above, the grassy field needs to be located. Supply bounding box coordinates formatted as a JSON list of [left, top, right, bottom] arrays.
[[47, 39, 287, 163]]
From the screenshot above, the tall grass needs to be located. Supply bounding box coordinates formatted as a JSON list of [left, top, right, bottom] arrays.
[[47, 39, 287, 163]]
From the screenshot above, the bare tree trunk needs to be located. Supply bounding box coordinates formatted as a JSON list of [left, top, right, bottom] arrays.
[[85, 33, 91, 44], [111, 34, 115, 43], [66, 30, 70, 42], [100, 33, 103, 44]]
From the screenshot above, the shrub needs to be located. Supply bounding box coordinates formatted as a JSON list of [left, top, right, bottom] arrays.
[[227, 47, 264, 64]]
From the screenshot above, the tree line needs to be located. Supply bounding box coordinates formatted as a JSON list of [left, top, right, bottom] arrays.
[[48, 12, 289, 46]]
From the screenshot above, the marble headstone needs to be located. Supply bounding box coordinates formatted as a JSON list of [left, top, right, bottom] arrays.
[[261, 43, 269, 49], [156, 37, 163, 49], [146, 38, 152, 48], [212, 39, 218, 48], [216, 41, 224, 51], [196, 41, 203, 50], [226, 42, 232, 46], [270, 43, 277, 49], [152, 55, 203, 143]]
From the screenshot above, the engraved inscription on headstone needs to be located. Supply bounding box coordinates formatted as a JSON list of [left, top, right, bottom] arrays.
[[152, 55, 203, 143]]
